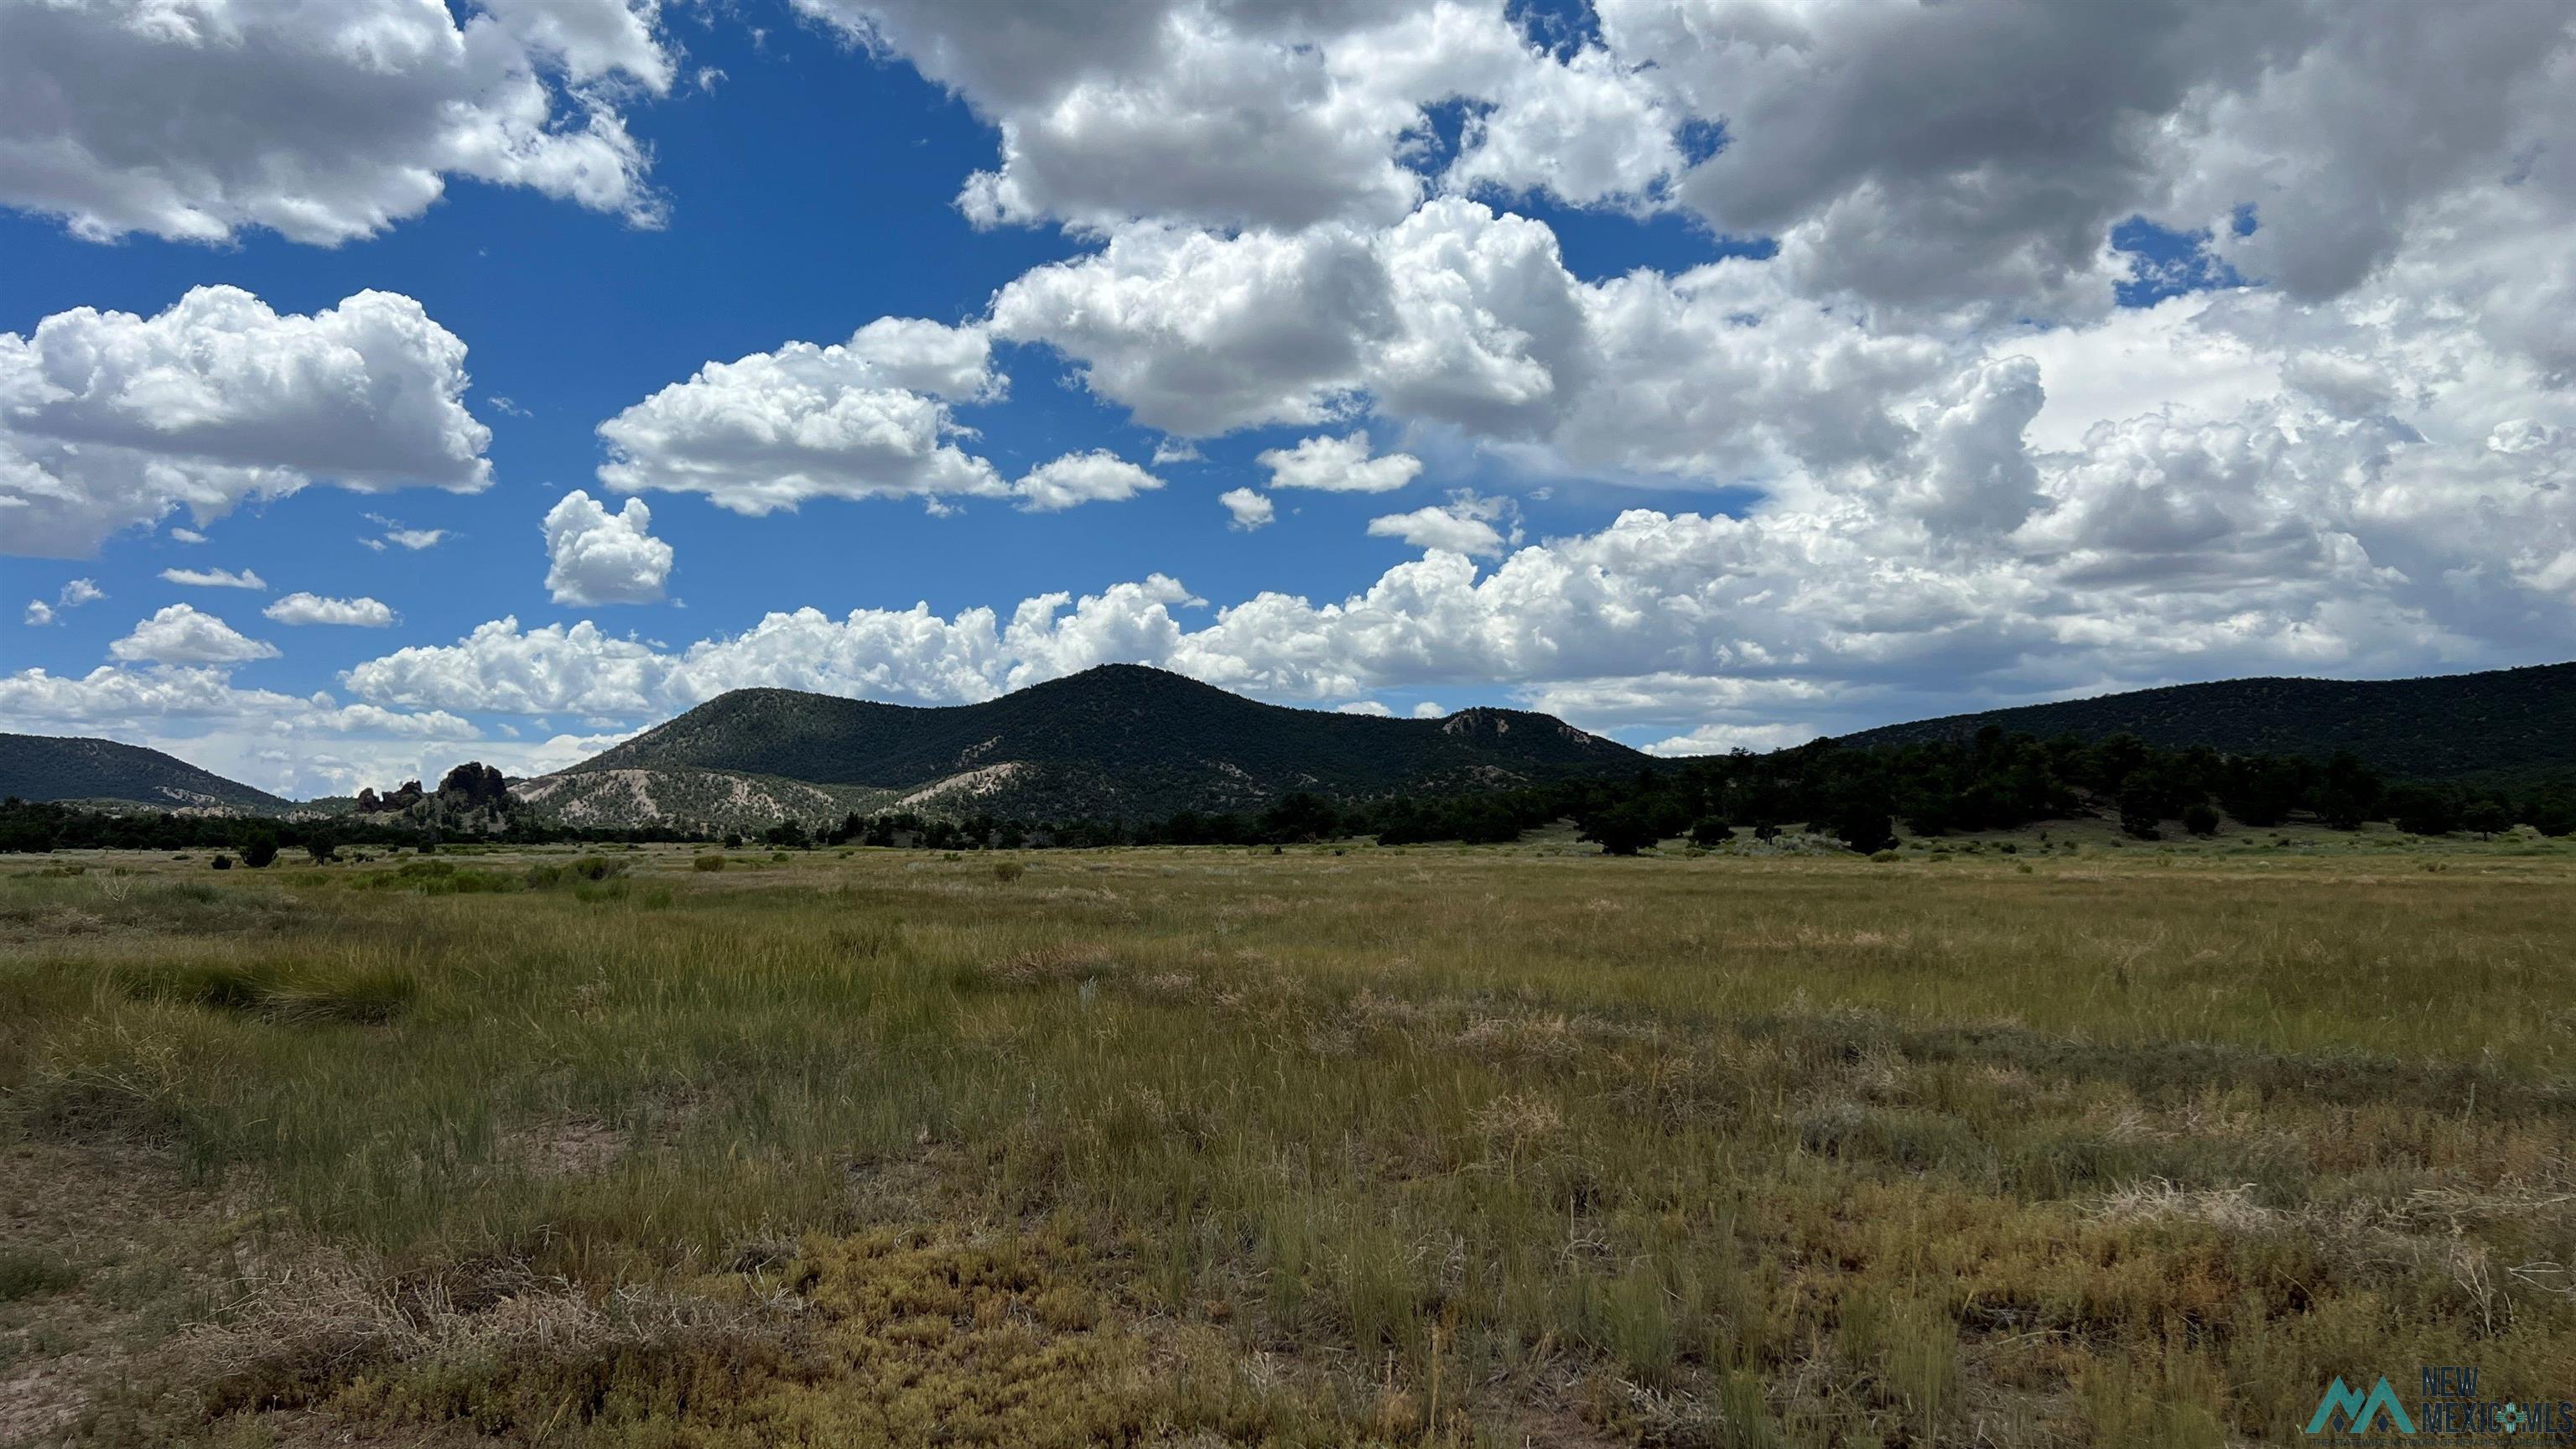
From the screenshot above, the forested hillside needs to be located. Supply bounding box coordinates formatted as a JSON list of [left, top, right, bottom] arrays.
[[549, 663, 1639, 822], [0, 734, 289, 814], [1841, 662, 2576, 789]]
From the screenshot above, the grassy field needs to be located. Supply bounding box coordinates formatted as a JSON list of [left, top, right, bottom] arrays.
[[3, 828, 2573, 1446]]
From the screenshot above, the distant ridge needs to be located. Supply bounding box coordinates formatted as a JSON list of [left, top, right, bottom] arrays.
[[525, 663, 1642, 828], [17, 659, 2566, 831], [1839, 661, 2576, 787], [0, 734, 290, 814]]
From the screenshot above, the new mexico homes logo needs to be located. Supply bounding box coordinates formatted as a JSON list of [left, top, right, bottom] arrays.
[[2306, 1368, 2574, 1444]]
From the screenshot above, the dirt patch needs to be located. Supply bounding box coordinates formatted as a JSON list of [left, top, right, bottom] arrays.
[[508, 1114, 628, 1179], [976, 946, 1119, 990], [0, 1140, 236, 1444]]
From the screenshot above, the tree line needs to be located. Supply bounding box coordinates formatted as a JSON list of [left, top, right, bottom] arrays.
[[7, 726, 2570, 859], [0, 799, 711, 859], [783, 727, 2571, 854]]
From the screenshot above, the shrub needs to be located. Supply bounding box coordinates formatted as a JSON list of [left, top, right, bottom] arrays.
[[1687, 816, 1734, 848], [0, 1245, 80, 1302], [2384, 783, 2460, 836], [1579, 802, 1663, 856], [210, 854, 234, 870], [242, 837, 280, 869], [993, 860, 1026, 883], [1830, 802, 1897, 854], [2180, 802, 2221, 837], [2118, 788, 2163, 840], [693, 854, 726, 872], [526, 857, 628, 890], [2460, 800, 2510, 839], [2528, 796, 2576, 838]]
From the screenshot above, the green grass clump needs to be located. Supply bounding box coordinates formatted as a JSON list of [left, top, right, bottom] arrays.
[[111, 957, 418, 1024], [346, 859, 518, 894], [0, 1244, 80, 1302], [523, 856, 630, 890]]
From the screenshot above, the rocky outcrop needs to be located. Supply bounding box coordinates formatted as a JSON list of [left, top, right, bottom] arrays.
[[438, 762, 511, 810], [356, 779, 426, 813]]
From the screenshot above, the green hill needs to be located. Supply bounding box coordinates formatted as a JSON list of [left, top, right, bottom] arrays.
[[537, 664, 1642, 826], [1840, 662, 2576, 788], [0, 734, 292, 814]]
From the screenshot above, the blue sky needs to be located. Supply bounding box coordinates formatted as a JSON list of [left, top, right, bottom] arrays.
[[3, 1, 2573, 796]]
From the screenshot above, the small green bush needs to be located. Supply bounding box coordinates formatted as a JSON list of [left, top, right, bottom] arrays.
[[525, 857, 629, 890], [0, 1245, 80, 1302], [693, 854, 727, 872]]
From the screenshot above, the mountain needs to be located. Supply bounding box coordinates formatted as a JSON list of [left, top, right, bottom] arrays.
[[522, 664, 1643, 828], [0, 734, 292, 814], [1838, 661, 2576, 787]]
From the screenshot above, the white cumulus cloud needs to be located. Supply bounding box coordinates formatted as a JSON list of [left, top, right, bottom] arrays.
[[22, 577, 102, 626], [0, 657, 577, 799], [1219, 487, 1274, 531], [1365, 491, 1519, 557], [1644, 723, 1823, 758], [0, 287, 492, 557], [1010, 451, 1163, 512], [159, 567, 267, 590], [1260, 432, 1424, 493], [595, 319, 1005, 514], [795, 0, 1677, 233], [265, 594, 398, 627], [543, 491, 673, 606], [107, 604, 280, 666], [0, 0, 676, 247], [360, 515, 451, 553]]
